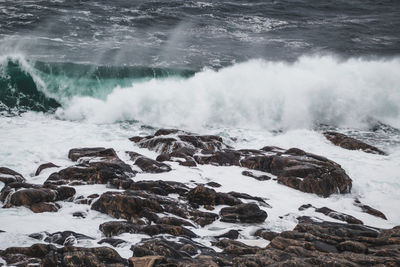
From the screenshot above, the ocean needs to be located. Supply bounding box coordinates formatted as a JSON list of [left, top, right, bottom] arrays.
[[1, 0, 400, 261]]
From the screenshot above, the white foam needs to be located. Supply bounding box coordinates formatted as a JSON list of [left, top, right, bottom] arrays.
[[56, 55, 400, 130]]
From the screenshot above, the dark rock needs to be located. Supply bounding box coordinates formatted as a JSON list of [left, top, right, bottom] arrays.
[[206, 182, 221, 188], [227, 191, 267, 204], [43, 231, 95, 246], [324, 131, 386, 155], [315, 207, 363, 224], [91, 191, 162, 223], [68, 147, 119, 161], [98, 238, 127, 247], [127, 151, 171, 173], [220, 203, 267, 223], [156, 217, 195, 228], [298, 204, 314, 211], [129, 180, 189, 196], [242, 170, 271, 181], [1, 183, 75, 212], [187, 185, 242, 207], [1, 244, 127, 266], [214, 239, 261, 255], [216, 230, 240, 240], [354, 199, 387, 220], [46, 160, 135, 188], [72, 211, 87, 218], [254, 229, 279, 241], [338, 241, 367, 253], [0, 167, 25, 185], [35, 162, 59, 176]]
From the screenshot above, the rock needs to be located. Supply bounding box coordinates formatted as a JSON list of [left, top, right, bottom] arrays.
[[91, 191, 162, 223], [242, 170, 271, 181], [1, 183, 75, 212], [206, 182, 221, 188], [254, 230, 279, 241], [30, 202, 59, 213], [315, 207, 363, 224], [0, 244, 127, 266], [156, 217, 195, 228], [298, 203, 314, 211], [354, 199, 387, 220], [127, 151, 171, 173], [98, 238, 127, 247], [0, 167, 25, 185], [216, 230, 240, 240], [68, 147, 119, 161], [35, 162, 59, 176], [323, 131, 386, 155], [220, 203, 267, 223], [46, 160, 135, 188], [129, 180, 189, 196], [44, 231, 94, 246], [99, 221, 196, 238], [338, 241, 368, 253], [187, 185, 242, 207], [130, 131, 352, 197], [72, 211, 87, 218], [214, 239, 261, 255]]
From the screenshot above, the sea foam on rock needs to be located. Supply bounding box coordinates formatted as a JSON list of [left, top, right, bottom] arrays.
[[130, 129, 352, 197]]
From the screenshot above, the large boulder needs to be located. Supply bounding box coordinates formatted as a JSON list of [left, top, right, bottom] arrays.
[[324, 131, 386, 155]]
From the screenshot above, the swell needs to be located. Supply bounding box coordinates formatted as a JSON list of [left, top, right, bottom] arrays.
[[57, 55, 400, 130], [0, 55, 195, 113]]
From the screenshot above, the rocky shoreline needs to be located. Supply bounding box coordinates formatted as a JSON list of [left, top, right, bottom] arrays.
[[0, 129, 398, 266]]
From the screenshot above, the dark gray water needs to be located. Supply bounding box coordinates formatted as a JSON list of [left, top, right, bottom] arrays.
[[1, 0, 400, 68]]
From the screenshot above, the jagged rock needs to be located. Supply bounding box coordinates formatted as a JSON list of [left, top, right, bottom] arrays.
[[1, 182, 75, 212], [46, 161, 135, 188], [68, 147, 119, 161], [0, 243, 127, 266], [187, 185, 242, 207], [254, 229, 279, 241], [91, 191, 162, 223], [99, 221, 197, 238], [315, 207, 363, 224], [324, 131, 386, 155], [127, 151, 171, 173], [214, 239, 261, 255], [216, 230, 240, 240], [35, 162, 59, 176], [98, 238, 127, 247], [156, 217, 195, 228], [129, 180, 189, 196], [220, 203, 267, 223], [354, 199, 387, 220], [0, 167, 25, 185], [130, 131, 352, 197], [242, 170, 271, 181]]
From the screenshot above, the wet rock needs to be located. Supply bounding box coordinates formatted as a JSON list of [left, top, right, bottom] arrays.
[[215, 239, 261, 255], [44, 231, 95, 246], [0, 244, 127, 266], [254, 229, 279, 241], [0, 167, 25, 185], [91, 191, 162, 223], [156, 217, 195, 228], [35, 162, 59, 176], [99, 220, 196, 238], [242, 170, 271, 181], [216, 230, 240, 240], [324, 131, 386, 155], [354, 199, 387, 220], [127, 151, 171, 173], [1, 183, 75, 212], [46, 160, 135, 188], [298, 203, 314, 211], [220, 203, 267, 223], [72, 211, 87, 218], [315, 207, 363, 224], [187, 185, 242, 207], [227, 191, 267, 204], [129, 180, 189, 196], [68, 147, 119, 161], [98, 238, 127, 247], [206, 181, 221, 188], [30, 202, 60, 213]]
